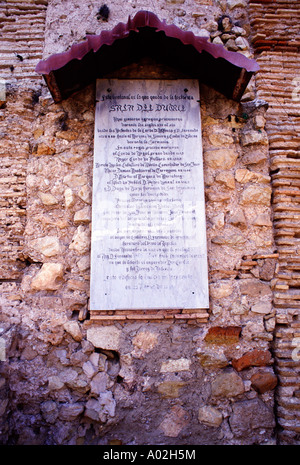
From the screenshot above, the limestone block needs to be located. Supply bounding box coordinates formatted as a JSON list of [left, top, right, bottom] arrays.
[[132, 331, 158, 358], [85, 392, 116, 422], [31, 263, 64, 291], [211, 370, 245, 397], [74, 206, 91, 224], [209, 281, 234, 299], [235, 169, 270, 184], [78, 184, 91, 204], [205, 149, 238, 169], [59, 403, 84, 421], [82, 360, 98, 379], [196, 348, 228, 368], [215, 171, 235, 189], [38, 191, 59, 206], [29, 236, 61, 257], [69, 225, 90, 255], [241, 130, 268, 146], [157, 381, 187, 398], [63, 172, 88, 188], [159, 405, 189, 438], [63, 320, 82, 342], [240, 185, 272, 206], [227, 0, 247, 9], [90, 372, 109, 395], [87, 326, 121, 350], [235, 36, 249, 50], [198, 406, 223, 427], [251, 301, 272, 314], [211, 233, 246, 247], [41, 401, 59, 424], [160, 358, 191, 373], [64, 188, 75, 208]]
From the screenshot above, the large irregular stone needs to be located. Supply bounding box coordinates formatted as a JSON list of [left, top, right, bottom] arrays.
[[63, 320, 82, 342], [211, 369, 245, 397], [29, 235, 61, 257], [205, 149, 238, 169], [132, 331, 158, 358], [59, 403, 84, 421], [69, 225, 90, 255], [240, 185, 272, 206], [196, 348, 228, 369], [232, 349, 272, 371], [87, 326, 121, 350], [250, 372, 278, 394], [198, 406, 223, 427], [159, 405, 189, 438], [157, 381, 187, 398], [31, 263, 64, 291], [229, 399, 275, 437]]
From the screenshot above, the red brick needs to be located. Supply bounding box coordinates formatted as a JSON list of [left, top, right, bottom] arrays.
[[204, 326, 242, 345]]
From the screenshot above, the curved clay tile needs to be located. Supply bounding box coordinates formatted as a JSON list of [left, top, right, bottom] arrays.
[[35, 10, 259, 102]]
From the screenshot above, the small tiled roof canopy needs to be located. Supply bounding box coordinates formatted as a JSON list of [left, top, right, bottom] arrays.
[[35, 10, 259, 102]]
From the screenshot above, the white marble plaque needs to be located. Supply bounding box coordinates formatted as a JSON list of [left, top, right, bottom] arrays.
[[90, 79, 209, 310]]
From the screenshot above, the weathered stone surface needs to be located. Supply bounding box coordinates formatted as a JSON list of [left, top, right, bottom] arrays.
[[48, 375, 64, 391], [59, 403, 84, 421], [87, 326, 121, 350], [29, 236, 61, 257], [211, 233, 246, 247], [69, 226, 90, 255], [64, 188, 75, 208], [157, 381, 187, 398], [235, 168, 270, 184], [198, 406, 223, 427], [240, 185, 272, 206], [85, 392, 116, 422], [90, 372, 109, 395], [204, 326, 241, 345], [63, 321, 82, 342], [211, 370, 245, 397], [74, 206, 91, 224], [41, 401, 58, 424], [232, 349, 272, 371], [241, 130, 268, 146], [160, 358, 191, 373], [251, 372, 278, 394], [229, 399, 275, 437], [159, 405, 189, 438], [205, 149, 238, 169], [251, 301, 272, 314], [132, 331, 158, 358], [196, 348, 228, 369], [210, 281, 234, 299], [38, 191, 59, 206], [31, 263, 64, 291], [240, 280, 272, 298]]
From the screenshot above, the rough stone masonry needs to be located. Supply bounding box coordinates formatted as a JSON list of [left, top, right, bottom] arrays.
[[0, 0, 299, 445]]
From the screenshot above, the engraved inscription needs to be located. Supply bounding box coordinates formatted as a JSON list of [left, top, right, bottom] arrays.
[[90, 79, 209, 310]]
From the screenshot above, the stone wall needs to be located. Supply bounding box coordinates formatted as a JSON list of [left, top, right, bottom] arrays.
[[0, 0, 298, 445]]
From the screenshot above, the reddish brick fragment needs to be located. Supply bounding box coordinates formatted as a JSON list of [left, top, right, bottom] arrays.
[[251, 372, 278, 394], [204, 326, 241, 345], [232, 349, 272, 371]]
